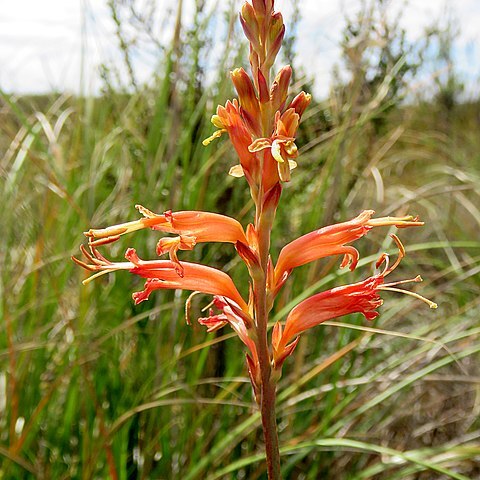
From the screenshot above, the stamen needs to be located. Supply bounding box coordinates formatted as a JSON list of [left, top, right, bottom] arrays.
[[367, 215, 424, 228], [379, 286, 438, 309], [396, 220, 424, 228], [82, 268, 117, 285], [135, 204, 158, 218], [202, 129, 225, 146], [89, 234, 121, 247], [185, 291, 203, 325], [376, 252, 389, 272], [89, 245, 111, 265], [71, 255, 97, 271], [391, 233, 405, 257], [201, 299, 215, 312], [384, 234, 405, 275], [382, 275, 423, 287], [85, 224, 130, 238], [79, 244, 99, 265]]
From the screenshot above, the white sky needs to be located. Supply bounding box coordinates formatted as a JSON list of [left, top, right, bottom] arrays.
[[0, 0, 479, 98]]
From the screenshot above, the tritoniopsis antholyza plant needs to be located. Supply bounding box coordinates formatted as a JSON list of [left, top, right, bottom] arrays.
[[73, 1, 437, 477]]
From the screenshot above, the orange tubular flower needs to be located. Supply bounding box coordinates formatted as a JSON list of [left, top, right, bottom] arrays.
[[270, 66, 292, 112], [272, 210, 424, 295], [274, 277, 384, 360], [203, 100, 260, 188], [272, 236, 437, 368], [86, 205, 247, 245], [72, 245, 248, 312], [85, 205, 248, 269], [288, 91, 312, 118]]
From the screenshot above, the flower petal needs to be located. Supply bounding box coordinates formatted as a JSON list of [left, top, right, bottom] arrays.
[[228, 164, 245, 177], [248, 138, 273, 152]]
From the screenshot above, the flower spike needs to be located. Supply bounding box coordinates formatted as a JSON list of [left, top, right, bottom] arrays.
[[72, 0, 438, 475]]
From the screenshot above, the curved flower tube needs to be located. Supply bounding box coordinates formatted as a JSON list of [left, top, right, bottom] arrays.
[[273, 276, 384, 363], [72, 245, 248, 312], [84, 205, 249, 270], [272, 210, 423, 295], [86, 205, 248, 246], [230, 67, 262, 136]]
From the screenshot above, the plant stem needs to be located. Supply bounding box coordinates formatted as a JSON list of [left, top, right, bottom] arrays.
[[260, 370, 281, 479], [254, 203, 281, 479]]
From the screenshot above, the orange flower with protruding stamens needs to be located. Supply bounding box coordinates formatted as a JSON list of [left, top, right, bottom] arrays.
[[72, 245, 248, 312], [203, 100, 260, 186], [272, 210, 424, 295], [272, 235, 437, 368], [86, 205, 247, 245], [85, 205, 248, 270]]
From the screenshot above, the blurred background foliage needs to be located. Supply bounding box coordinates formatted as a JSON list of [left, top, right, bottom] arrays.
[[1, 0, 479, 478]]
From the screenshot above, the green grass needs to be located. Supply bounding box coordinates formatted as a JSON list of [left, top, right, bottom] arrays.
[[1, 2, 479, 479]]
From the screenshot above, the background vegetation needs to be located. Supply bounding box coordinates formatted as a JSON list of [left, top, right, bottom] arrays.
[[1, 0, 479, 478]]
